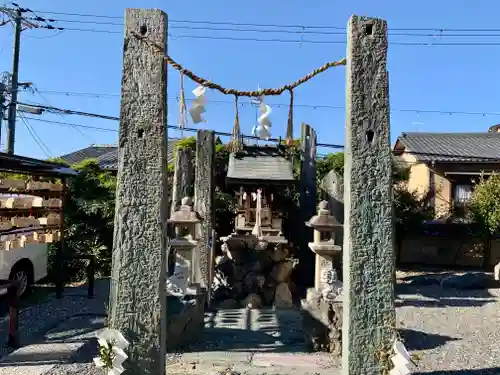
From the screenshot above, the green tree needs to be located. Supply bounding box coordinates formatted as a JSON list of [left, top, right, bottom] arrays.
[[470, 173, 500, 234], [49, 159, 117, 282]]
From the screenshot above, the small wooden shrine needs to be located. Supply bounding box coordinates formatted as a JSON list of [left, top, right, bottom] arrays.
[[226, 144, 296, 244]]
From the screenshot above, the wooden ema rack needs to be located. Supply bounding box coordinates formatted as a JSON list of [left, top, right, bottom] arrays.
[[0, 179, 63, 251]]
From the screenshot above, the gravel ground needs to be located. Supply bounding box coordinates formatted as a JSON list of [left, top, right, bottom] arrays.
[[1, 274, 500, 374], [0, 278, 109, 359], [396, 273, 500, 374]]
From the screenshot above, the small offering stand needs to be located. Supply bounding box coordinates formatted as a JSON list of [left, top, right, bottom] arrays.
[[0, 152, 76, 346]]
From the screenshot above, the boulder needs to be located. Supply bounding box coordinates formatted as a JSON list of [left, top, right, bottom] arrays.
[[243, 293, 263, 309], [301, 290, 342, 356], [274, 282, 293, 309], [270, 260, 295, 283]]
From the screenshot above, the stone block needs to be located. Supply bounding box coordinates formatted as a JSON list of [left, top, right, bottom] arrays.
[[166, 292, 206, 351], [301, 291, 342, 356]]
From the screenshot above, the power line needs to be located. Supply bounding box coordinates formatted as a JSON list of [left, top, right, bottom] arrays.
[[29, 90, 500, 118], [23, 108, 500, 162], [40, 17, 500, 38], [17, 101, 120, 120], [17, 112, 51, 157], [24, 25, 500, 46], [31, 86, 96, 144], [7, 11, 500, 46], [26, 9, 500, 34], [27, 116, 500, 163], [23, 116, 117, 132]]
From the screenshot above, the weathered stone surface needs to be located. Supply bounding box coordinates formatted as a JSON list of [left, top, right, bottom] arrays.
[[166, 293, 206, 351], [223, 241, 248, 264], [171, 147, 194, 215], [244, 273, 265, 292], [274, 282, 293, 309], [342, 15, 394, 375], [299, 123, 317, 288], [271, 260, 294, 283], [108, 8, 168, 375], [270, 243, 290, 262], [302, 293, 342, 356], [217, 298, 240, 309], [194, 130, 215, 287], [261, 283, 276, 305], [320, 170, 344, 225], [319, 170, 344, 252], [243, 293, 263, 309]]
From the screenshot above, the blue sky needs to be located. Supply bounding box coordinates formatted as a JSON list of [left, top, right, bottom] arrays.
[[0, 0, 499, 159]]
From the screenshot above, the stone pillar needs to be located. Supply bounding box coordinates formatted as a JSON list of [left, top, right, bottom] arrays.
[[299, 123, 317, 288], [194, 130, 215, 288], [171, 147, 194, 216], [342, 15, 394, 375], [108, 9, 168, 375], [320, 170, 344, 280]]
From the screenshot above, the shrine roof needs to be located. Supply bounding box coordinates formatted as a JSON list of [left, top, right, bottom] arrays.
[[226, 145, 296, 185]]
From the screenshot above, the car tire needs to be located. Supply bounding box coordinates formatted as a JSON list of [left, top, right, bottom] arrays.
[[9, 263, 33, 297]]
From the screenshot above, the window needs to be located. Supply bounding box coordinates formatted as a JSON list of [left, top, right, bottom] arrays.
[[454, 184, 473, 204]]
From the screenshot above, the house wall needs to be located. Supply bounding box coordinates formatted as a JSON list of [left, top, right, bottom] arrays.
[[400, 153, 500, 218], [432, 170, 452, 217], [397, 153, 430, 196]]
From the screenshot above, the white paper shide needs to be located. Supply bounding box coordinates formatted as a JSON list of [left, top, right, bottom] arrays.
[[252, 96, 272, 140], [189, 85, 207, 124], [389, 339, 415, 375], [93, 328, 130, 375]]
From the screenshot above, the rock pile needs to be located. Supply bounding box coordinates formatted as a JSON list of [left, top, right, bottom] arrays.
[[301, 270, 343, 356], [211, 234, 298, 309]]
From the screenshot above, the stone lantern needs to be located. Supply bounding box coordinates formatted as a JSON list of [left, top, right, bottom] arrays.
[[166, 196, 206, 351], [301, 200, 344, 355], [305, 200, 343, 301], [167, 196, 203, 296]]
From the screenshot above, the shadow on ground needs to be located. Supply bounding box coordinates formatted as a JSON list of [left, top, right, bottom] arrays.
[[414, 369, 500, 375], [176, 308, 308, 354], [396, 272, 498, 308], [399, 328, 458, 351]]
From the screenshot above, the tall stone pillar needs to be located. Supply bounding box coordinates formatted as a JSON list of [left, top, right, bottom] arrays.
[[108, 8, 168, 375], [342, 15, 395, 375], [171, 147, 194, 215], [194, 130, 215, 288]]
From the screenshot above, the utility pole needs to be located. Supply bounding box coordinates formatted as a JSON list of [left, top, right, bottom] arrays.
[[6, 9, 21, 154], [0, 82, 5, 146]]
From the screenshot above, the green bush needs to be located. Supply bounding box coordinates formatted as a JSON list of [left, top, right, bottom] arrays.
[[48, 159, 116, 283], [470, 172, 500, 235]]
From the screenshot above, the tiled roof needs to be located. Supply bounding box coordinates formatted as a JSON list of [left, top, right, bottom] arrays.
[[59, 145, 116, 166], [59, 139, 180, 170], [395, 132, 500, 163], [227, 145, 295, 183]]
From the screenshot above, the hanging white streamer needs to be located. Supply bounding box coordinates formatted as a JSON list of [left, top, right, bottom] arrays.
[[251, 96, 272, 140], [389, 339, 415, 375], [189, 85, 207, 124]]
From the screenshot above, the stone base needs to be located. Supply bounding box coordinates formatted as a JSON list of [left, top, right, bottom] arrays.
[[166, 290, 206, 351], [300, 289, 342, 356]]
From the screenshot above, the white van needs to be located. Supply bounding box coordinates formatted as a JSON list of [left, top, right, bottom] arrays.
[[0, 243, 48, 297]]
